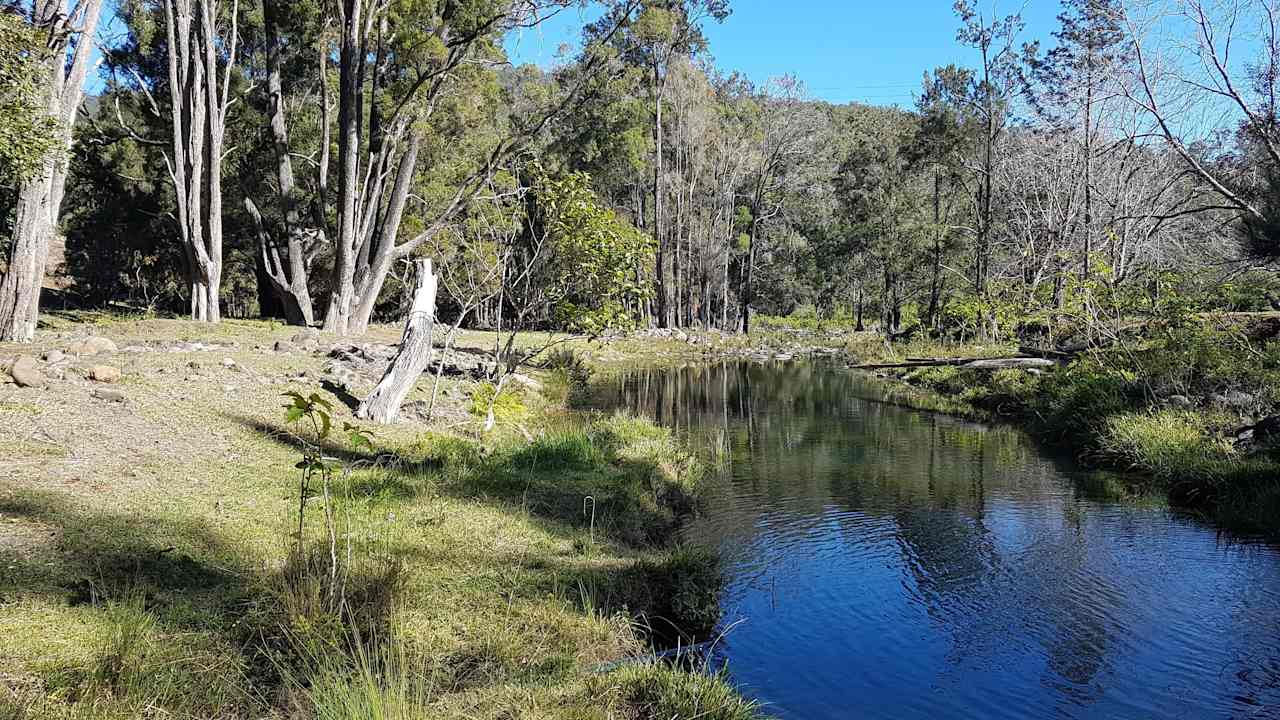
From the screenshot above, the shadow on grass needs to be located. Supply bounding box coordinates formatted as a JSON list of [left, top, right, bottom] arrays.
[[0, 488, 242, 608]]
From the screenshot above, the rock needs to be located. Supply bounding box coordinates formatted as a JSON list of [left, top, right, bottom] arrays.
[[93, 388, 127, 403], [1166, 395, 1194, 409], [291, 328, 321, 348], [223, 384, 237, 393], [122, 345, 149, 353], [273, 340, 299, 354], [8, 356, 46, 388], [42, 349, 65, 363], [68, 336, 118, 356], [509, 373, 543, 392], [89, 365, 122, 383], [222, 357, 237, 369], [1211, 390, 1255, 410]]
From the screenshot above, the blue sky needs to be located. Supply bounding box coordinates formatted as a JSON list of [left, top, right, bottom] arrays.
[[505, 1, 1065, 108]]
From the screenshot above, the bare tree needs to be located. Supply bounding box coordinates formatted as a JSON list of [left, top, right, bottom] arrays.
[[1120, 0, 1275, 226], [163, 0, 240, 323], [0, 0, 105, 342]]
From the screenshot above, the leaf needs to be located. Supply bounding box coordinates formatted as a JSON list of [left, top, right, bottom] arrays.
[[318, 408, 331, 440]]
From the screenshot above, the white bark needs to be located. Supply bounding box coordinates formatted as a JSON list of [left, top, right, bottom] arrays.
[[164, 0, 236, 324], [0, 0, 105, 342], [356, 259, 438, 424]]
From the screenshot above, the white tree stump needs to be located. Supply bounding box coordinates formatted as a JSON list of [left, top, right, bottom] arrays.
[[356, 259, 438, 424]]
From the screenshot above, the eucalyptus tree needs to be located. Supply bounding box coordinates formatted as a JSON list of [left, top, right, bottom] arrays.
[[1030, 0, 1128, 280], [585, 0, 729, 328], [0, 0, 105, 342], [162, 0, 242, 323], [952, 0, 1029, 338], [242, 0, 328, 326], [321, 0, 644, 336]]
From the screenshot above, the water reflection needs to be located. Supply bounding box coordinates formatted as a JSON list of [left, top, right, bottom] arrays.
[[597, 361, 1280, 720]]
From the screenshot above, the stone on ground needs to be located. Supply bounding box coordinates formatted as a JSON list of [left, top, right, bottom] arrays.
[[7, 356, 46, 388], [89, 365, 122, 383]]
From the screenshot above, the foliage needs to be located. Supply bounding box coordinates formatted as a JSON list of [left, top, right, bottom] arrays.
[[536, 170, 655, 334], [0, 14, 58, 184]]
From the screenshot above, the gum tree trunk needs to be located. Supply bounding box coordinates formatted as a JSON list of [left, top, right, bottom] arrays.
[[0, 0, 105, 342], [164, 0, 237, 324], [357, 259, 438, 424]]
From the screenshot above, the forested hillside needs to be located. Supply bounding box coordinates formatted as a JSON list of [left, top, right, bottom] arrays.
[[3, 0, 1279, 343]]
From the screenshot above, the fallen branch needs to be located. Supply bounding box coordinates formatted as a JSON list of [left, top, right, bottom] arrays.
[[851, 356, 1060, 371]]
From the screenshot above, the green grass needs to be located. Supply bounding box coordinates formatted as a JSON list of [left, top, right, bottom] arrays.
[[846, 324, 1280, 536], [0, 315, 761, 720], [596, 663, 763, 720]]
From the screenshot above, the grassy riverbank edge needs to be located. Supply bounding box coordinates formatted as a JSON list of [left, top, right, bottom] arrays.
[[838, 336, 1280, 537], [0, 316, 762, 719]]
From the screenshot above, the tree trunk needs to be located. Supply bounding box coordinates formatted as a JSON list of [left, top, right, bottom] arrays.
[[740, 220, 758, 335], [0, 0, 104, 342], [357, 259, 438, 424], [323, 0, 365, 335], [652, 62, 669, 329], [0, 176, 54, 342], [164, 0, 233, 325], [248, 0, 318, 326]]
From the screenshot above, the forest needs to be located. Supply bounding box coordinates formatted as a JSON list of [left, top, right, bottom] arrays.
[[3, 0, 1278, 344]]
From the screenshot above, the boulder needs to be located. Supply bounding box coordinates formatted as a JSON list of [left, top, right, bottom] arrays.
[[68, 336, 118, 356], [1211, 390, 1255, 410], [8, 356, 46, 388], [291, 328, 321, 348], [273, 340, 299, 354], [89, 365, 122, 383], [93, 388, 127, 403], [42, 349, 66, 364]]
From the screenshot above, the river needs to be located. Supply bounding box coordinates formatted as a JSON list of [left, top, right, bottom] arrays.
[[595, 360, 1280, 720]]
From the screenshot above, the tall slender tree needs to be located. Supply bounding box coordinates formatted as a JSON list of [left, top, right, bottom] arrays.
[[0, 0, 105, 342], [1031, 0, 1127, 281], [163, 0, 240, 323]]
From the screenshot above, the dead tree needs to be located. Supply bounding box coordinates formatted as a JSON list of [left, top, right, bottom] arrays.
[[357, 259, 439, 424], [163, 0, 239, 323], [0, 0, 105, 342]]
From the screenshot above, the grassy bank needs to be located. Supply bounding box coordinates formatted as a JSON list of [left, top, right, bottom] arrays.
[[839, 318, 1280, 535], [0, 317, 760, 719]]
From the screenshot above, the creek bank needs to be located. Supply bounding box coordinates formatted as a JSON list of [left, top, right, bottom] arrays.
[[0, 317, 760, 720], [846, 351, 1280, 536]]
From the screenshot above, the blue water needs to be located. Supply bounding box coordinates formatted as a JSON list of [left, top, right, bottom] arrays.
[[600, 361, 1280, 720]]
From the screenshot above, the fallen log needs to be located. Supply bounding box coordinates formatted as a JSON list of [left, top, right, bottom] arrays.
[[851, 355, 1061, 371]]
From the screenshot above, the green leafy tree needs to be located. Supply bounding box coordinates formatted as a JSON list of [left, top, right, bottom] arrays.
[[0, 13, 58, 185], [536, 170, 654, 333]]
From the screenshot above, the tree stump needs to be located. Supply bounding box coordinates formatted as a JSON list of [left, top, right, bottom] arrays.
[[356, 259, 438, 424]]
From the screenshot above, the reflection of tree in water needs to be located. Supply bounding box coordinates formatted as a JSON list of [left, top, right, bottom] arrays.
[[595, 361, 1280, 715]]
